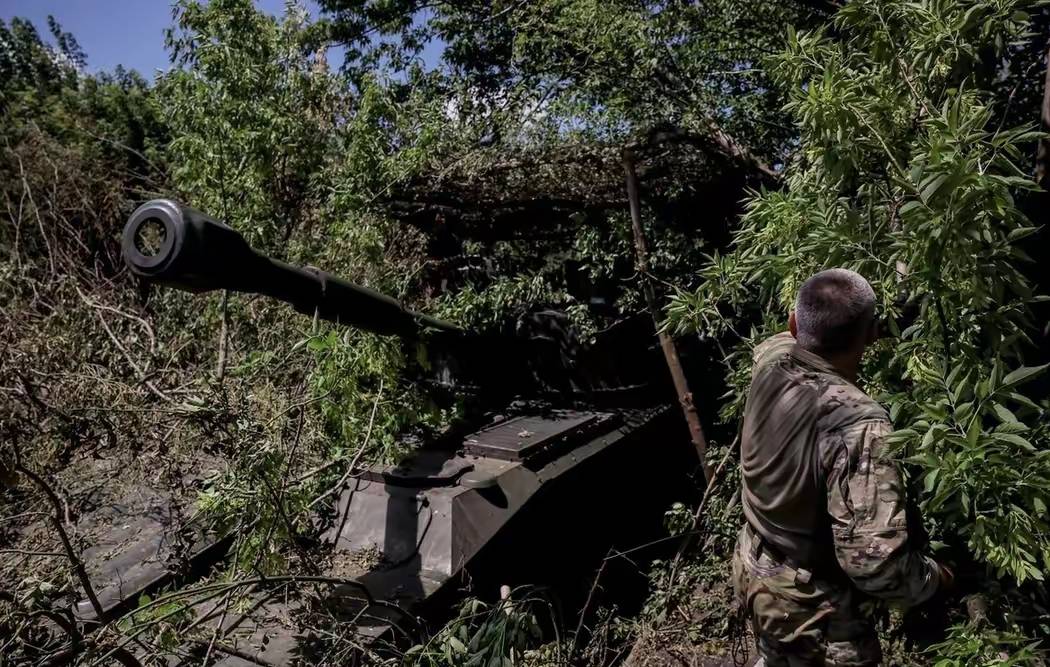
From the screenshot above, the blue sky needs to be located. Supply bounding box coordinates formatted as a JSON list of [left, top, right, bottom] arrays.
[[0, 0, 364, 77]]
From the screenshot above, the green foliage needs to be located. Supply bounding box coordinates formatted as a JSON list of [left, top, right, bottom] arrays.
[[335, 72, 449, 210], [0, 16, 79, 99], [120, 594, 195, 653], [928, 624, 1043, 667], [306, 1, 823, 348], [161, 0, 342, 249], [438, 272, 585, 332], [1, 14, 167, 203], [663, 502, 693, 537], [404, 588, 554, 666], [887, 361, 1050, 582], [304, 328, 449, 463], [311, 1, 826, 343], [320, 0, 825, 162], [668, 0, 1050, 588], [153, 0, 449, 568]]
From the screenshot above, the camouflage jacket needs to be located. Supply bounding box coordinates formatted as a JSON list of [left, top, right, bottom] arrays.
[[740, 332, 941, 607]]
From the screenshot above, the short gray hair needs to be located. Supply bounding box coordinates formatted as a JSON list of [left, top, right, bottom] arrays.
[[794, 269, 876, 353]]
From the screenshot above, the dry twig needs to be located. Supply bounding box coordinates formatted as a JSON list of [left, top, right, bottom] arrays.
[[10, 450, 106, 622]]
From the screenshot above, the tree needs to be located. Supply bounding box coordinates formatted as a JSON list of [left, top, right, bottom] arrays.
[[318, 0, 828, 165], [161, 0, 343, 250], [666, 0, 1050, 657]]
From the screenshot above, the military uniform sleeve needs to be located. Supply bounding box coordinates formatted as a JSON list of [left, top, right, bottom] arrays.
[[824, 419, 941, 606]]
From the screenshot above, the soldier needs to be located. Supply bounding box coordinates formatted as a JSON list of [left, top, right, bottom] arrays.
[[732, 268, 952, 666]]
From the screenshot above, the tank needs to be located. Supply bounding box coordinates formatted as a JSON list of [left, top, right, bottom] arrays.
[[73, 200, 700, 664]]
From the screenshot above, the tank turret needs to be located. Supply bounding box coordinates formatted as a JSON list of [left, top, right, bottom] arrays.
[[121, 199, 658, 398]]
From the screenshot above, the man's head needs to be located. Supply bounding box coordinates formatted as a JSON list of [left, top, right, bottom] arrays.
[[788, 269, 877, 361]]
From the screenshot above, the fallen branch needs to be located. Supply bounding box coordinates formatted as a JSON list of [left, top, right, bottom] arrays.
[[0, 549, 68, 558], [571, 547, 612, 659], [11, 453, 106, 622], [216, 289, 229, 383], [88, 303, 174, 405], [200, 589, 236, 665], [16, 152, 56, 276], [76, 289, 158, 355], [306, 379, 383, 511], [86, 574, 398, 667]]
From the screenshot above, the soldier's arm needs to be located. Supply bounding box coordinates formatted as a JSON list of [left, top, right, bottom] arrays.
[[824, 419, 942, 606]]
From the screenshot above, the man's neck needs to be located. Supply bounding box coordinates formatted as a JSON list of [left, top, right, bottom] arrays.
[[815, 350, 861, 382], [795, 341, 861, 382]]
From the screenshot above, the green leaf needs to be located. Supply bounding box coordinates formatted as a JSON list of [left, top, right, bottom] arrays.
[[990, 174, 1039, 189], [1008, 226, 1040, 242], [924, 468, 940, 493], [901, 322, 922, 339], [951, 374, 972, 403], [995, 420, 1029, 434], [945, 363, 966, 389], [1009, 392, 1041, 411], [1002, 364, 1049, 388], [920, 173, 949, 203], [992, 402, 1020, 424], [921, 427, 937, 450], [966, 417, 981, 447], [1034, 496, 1047, 517], [899, 200, 924, 217], [959, 3, 984, 30], [991, 432, 1036, 452]]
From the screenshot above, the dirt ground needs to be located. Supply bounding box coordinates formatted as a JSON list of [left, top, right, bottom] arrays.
[[621, 573, 758, 667]]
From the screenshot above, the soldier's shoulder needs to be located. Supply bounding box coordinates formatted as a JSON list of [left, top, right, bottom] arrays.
[[752, 331, 796, 367], [817, 378, 889, 433], [817, 382, 890, 473]]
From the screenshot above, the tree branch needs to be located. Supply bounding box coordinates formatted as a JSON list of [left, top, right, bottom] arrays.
[[11, 455, 107, 622]]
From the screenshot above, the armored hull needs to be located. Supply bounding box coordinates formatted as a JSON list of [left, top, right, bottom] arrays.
[[69, 405, 692, 664]]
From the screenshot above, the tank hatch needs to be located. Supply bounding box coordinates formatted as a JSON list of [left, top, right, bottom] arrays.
[[463, 411, 616, 462]]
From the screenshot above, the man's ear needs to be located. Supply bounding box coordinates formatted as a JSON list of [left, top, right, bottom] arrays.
[[788, 311, 798, 338]]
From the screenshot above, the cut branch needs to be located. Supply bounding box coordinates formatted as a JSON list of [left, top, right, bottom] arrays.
[[11, 455, 107, 622]]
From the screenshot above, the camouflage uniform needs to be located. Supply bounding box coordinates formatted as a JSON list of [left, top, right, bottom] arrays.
[[732, 333, 942, 667]]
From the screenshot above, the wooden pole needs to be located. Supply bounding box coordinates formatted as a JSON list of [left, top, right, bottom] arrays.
[[623, 149, 712, 483]]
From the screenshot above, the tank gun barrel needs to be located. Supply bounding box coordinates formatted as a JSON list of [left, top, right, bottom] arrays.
[[121, 199, 460, 337]]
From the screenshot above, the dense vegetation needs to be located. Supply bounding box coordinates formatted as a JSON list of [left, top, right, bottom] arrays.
[[2, 0, 1049, 664]]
